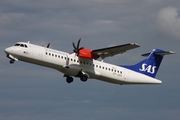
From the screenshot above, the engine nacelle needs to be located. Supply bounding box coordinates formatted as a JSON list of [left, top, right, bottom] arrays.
[[78, 48, 99, 59]]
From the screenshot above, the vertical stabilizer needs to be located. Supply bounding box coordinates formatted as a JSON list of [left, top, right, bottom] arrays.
[[120, 49, 175, 78]]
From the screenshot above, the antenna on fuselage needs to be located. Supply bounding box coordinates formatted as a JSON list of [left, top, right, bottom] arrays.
[[28, 41, 30, 43]]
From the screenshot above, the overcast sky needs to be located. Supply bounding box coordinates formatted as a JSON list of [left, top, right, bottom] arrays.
[[0, 0, 180, 120]]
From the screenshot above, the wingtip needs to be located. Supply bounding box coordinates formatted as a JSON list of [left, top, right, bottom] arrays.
[[168, 51, 176, 54], [130, 43, 140, 47]]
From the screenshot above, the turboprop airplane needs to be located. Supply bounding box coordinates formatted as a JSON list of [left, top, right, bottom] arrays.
[[4, 38, 175, 85]]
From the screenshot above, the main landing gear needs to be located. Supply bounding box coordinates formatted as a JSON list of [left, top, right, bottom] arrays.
[[66, 76, 73, 83], [64, 71, 89, 83], [78, 70, 88, 82], [64, 75, 74, 83], [80, 74, 88, 82]]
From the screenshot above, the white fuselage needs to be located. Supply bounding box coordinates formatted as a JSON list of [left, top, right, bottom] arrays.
[[5, 42, 162, 85]]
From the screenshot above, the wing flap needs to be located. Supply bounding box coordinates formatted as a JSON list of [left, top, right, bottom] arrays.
[[92, 43, 140, 59]]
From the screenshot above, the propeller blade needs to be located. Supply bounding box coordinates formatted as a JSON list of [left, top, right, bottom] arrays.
[[72, 41, 77, 50], [72, 38, 82, 54], [77, 38, 81, 49]]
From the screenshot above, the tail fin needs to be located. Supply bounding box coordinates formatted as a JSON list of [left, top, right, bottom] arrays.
[[120, 49, 175, 78]]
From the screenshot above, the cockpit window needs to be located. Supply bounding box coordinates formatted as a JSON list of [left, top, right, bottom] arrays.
[[14, 43, 28, 48], [20, 44, 24, 47], [14, 44, 20, 46]]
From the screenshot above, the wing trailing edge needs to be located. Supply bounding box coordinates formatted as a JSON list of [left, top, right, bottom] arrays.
[[92, 43, 140, 59]]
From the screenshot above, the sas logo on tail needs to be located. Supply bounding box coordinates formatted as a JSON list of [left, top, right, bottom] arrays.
[[139, 63, 156, 74]]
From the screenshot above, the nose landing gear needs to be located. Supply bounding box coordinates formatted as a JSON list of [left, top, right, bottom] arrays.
[[10, 59, 15, 64], [6, 54, 17, 64]]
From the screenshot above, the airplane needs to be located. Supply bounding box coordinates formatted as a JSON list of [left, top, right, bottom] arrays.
[[4, 38, 175, 85]]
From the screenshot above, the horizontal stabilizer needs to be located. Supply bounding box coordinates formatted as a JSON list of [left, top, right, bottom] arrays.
[[142, 50, 175, 57]]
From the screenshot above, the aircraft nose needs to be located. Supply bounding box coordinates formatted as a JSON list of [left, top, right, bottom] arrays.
[[5, 47, 13, 54]]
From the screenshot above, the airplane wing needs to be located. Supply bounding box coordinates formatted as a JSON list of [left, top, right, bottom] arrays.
[[92, 43, 140, 59]]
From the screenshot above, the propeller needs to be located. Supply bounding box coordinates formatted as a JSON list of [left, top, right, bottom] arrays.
[[72, 38, 83, 54]]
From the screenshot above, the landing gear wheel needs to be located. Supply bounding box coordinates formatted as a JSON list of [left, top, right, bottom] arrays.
[[10, 60, 14, 64], [66, 76, 73, 83], [80, 75, 88, 82]]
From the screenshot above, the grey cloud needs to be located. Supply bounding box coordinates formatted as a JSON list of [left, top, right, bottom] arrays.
[[157, 6, 180, 39]]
